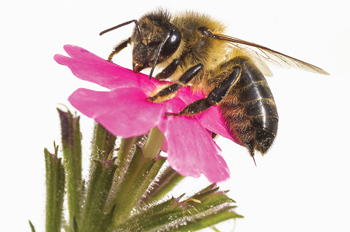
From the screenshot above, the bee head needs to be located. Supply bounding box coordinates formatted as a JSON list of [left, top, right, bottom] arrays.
[[131, 13, 181, 76], [99, 11, 181, 79]]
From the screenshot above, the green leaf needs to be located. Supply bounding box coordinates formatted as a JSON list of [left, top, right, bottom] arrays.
[[176, 209, 242, 231], [44, 147, 65, 232], [116, 185, 242, 231], [57, 109, 83, 226], [104, 136, 142, 214], [28, 220, 36, 232], [90, 122, 116, 161], [108, 146, 166, 227], [79, 156, 118, 232], [142, 166, 185, 204]]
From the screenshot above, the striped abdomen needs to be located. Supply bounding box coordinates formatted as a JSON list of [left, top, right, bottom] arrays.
[[219, 57, 278, 157]]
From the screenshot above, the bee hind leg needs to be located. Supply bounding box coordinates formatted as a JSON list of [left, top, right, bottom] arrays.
[[165, 66, 241, 117]]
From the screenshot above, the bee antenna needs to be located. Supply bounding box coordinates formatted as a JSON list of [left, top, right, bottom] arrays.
[[99, 19, 143, 38], [149, 33, 170, 80]]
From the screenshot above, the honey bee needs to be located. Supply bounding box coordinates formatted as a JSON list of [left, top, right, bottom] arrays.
[[100, 9, 329, 160]]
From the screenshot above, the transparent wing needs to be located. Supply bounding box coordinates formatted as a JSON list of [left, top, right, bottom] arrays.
[[215, 34, 329, 75]]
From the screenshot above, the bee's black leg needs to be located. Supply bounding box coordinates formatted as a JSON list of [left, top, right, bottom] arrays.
[[108, 37, 132, 62], [148, 83, 182, 102], [155, 59, 180, 80], [178, 64, 203, 84], [165, 66, 241, 117], [148, 63, 203, 102]]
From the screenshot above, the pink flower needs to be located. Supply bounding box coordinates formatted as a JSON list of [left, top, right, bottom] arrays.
[[54, 45, 236, 182]]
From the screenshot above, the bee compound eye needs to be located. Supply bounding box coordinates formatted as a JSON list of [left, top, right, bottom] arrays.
[[159, 25, 181, 60]]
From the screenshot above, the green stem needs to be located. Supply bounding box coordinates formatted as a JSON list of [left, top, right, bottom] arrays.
[[143, 126, 164, 159]]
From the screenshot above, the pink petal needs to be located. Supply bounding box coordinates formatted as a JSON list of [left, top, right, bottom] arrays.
[[54, 45, 161, 94], [176, 86, 238, 143], [197, 107, 241, 143], [157, 96, 230, 182], [158, 114, 229, 182], [160, 138, 168, 152], [69, 87, 165, 138], [176, 86, 204, 104]]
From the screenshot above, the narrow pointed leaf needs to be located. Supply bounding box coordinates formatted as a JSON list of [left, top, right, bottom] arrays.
[[44, 148, 65, 232], [115, 185, 241, 231], [90, 122, 116, 161], [109, 146, 166, 227], [106, 136, 142, 212], [28, 220, 36, 232], [176, 209, 242, 232], [142, 166, 185, 204], [57, 109, 83, 225], [80, 159, 118, 232]]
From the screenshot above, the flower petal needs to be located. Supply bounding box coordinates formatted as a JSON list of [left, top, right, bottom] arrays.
[[69, 87, 165, 138], [176, 87, 238, 143], [157, 96, 230, 182], [196, 107, 241, 143], [159, 114, 229, 182], [54, 45, 160, 94]]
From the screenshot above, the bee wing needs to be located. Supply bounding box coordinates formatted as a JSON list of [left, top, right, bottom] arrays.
[[216, 34, 329, 75]]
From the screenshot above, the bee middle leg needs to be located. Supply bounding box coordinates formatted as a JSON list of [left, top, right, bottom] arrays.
[[148, 63, 203, 102], [165, 66, 241, 117]]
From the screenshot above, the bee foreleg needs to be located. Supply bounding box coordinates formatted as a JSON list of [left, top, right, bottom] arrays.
[[165, 66, 241, 117], [178, 64, 204, 84], [108, 37, 132, 62], [155, 59, 180, 80]]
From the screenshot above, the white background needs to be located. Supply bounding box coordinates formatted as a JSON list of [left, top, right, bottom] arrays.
[[1, 0, 349, 231]]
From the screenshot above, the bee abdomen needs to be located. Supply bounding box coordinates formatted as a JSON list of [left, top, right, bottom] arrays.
[[219, 56, 278, 156]]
